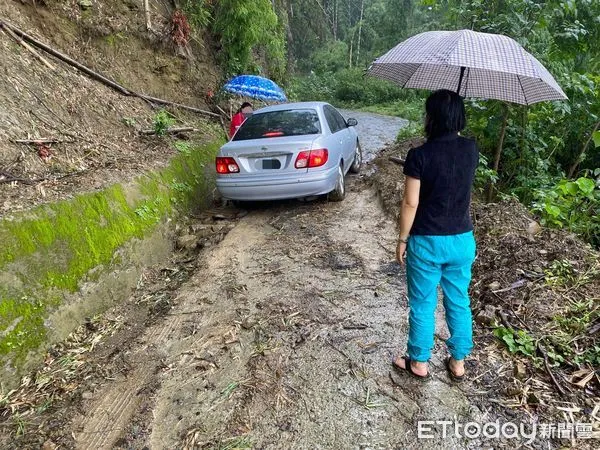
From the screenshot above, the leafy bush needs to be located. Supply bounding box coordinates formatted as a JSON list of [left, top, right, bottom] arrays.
[[310, 41, 349, 74], [532, 175, 600, 245], [153, 109, 176, 136], [212, 0, 286, 81], [396, 122, 422, 142], [493, 326, 536, 357], [182, 0, 212, 29], [474, 154, 498, 195], [290, 69, 423, 112]]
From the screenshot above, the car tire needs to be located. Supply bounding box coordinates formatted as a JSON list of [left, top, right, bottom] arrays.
[[328, 164, 346, 202], [349, 142, 362, 174]]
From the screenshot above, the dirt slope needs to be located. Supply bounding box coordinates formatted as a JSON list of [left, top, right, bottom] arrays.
[[0, 0, 221, 216]]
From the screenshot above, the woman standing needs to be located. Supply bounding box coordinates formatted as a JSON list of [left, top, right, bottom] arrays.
[[229, 102, 253, 139], [393, 90, 479, 381]]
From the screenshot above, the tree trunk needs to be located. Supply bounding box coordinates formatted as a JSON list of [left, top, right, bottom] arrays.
[[356, 0, 364, 65], [567, 120, 600, 178], [348, 27, 355, 68], [487, 104, 509, 202], [333, 0, 337, 40]]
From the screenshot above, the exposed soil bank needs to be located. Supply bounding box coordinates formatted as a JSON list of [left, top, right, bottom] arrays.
[[0, 142, 220, 388]]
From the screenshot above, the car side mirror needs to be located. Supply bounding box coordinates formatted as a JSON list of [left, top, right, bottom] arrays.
[[346, 118, 358, 127]]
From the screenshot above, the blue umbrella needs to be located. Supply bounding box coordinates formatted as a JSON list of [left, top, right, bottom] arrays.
[[223, 75, 287, 102]]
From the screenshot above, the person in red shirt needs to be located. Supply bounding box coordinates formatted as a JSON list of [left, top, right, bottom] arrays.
[[229, 102, 253, 138]]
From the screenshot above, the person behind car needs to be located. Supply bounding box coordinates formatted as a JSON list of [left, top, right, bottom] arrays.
[[229, 102, 253, 138]]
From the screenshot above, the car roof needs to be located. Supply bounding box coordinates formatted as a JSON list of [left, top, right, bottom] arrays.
[[253, 102, 330, 114]]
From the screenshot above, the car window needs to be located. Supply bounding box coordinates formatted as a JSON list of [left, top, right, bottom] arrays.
[[232, 109, 321, 141], [331, 108, 348, 131], [323, 106, 341, 134]]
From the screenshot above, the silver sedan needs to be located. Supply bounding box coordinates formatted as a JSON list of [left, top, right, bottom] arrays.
[[216, 102, 361, 201]]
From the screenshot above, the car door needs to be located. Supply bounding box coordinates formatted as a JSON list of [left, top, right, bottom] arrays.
[[323, 105, 344, 167], [330, 107, 355, 167]]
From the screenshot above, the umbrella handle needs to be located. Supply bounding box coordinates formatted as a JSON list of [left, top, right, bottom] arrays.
[[457, 66, 465, 95]]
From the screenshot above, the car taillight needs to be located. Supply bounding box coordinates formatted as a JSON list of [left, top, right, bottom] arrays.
[[216, 157, 240, 174], [295, 149, 328, 169]]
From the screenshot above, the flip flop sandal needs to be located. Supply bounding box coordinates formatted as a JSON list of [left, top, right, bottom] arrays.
[[392, 356, 431, 381], [444, 357, 465, 382]]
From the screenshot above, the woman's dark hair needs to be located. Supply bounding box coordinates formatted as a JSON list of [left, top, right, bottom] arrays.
[[239, 102, 253, 111], [424, 89, 466, 139]]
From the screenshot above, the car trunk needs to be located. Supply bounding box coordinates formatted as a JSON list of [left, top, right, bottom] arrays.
[[220, 136, 319, 175]]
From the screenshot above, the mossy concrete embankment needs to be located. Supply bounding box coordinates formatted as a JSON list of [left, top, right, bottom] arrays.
[[0, 142, 221, 388]]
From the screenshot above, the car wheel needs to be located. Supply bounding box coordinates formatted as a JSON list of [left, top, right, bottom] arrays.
[[328, 164, 346, 202], [349, 142, 362, 174]]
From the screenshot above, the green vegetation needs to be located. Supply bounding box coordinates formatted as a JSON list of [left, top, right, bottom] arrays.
[[264, 0, 600, 248], [178, 0, 287, 82], [493, 326, 536, 357], [533, 175, 600, 246], [153, 109, 176, 136], [0, 142, 220, 365]]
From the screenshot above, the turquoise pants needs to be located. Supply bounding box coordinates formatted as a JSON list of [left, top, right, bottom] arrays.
[[406, 231, 476, 362]]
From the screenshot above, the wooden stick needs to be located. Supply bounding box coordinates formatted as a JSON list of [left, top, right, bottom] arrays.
[[1, 26, 55, 70], [139, 127, 196, 135], [0, 169, 85, 185], [13, 138, 60, 144], [389, 156, 405, 166], [144, 0, 152, 31], [537, 343, 567, 395], [137, 94, 220, 117]]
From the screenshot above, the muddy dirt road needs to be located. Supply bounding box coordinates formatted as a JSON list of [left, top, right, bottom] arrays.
[[1, 112, 495, 449], [73, 190, 487, 450], [339, 110, 408, 163], [67, 112, 485, 450]]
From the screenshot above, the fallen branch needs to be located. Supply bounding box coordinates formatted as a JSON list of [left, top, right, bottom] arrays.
[[137, 94, 220, 117], [1, 25, 55, 70], [0, 169, 85, 185], [389, 156, 405, 166], [144, 0, 152, 32], [537, 342, 567, 396], [139, 127, 196, 135], [342, 323, 368, 330], [13, 138, 60, 145], [0, 19, 131, 95], [0, 18, 221, 119], [492, 279, 527, 294]]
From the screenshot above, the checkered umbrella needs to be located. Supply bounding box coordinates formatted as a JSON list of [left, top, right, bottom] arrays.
[[367, 30, 567, 105]]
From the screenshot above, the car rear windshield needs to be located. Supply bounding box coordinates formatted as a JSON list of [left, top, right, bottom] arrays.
[[233, 109, 321, 141]]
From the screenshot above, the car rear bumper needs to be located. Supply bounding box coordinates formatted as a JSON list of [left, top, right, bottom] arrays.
[[216, 167, 338, 201]]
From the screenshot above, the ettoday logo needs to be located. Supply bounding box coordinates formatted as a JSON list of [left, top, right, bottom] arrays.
[[417, 420, 595, 443]]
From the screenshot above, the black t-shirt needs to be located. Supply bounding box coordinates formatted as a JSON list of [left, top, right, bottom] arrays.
[[403, 133, 479, 236]]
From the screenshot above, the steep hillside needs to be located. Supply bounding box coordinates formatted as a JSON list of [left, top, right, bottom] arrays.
[[0, 0, 222, 215]]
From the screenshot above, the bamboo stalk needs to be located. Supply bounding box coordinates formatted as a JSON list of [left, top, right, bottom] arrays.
[[137, 94, 220, 117], [0, 18, 221, 119], [143, 0, 152, 31], [1, 26, 55, 70], [13, 138, 60, 144], [0, 19, 131, 95], [139, 127, 196, 135]]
